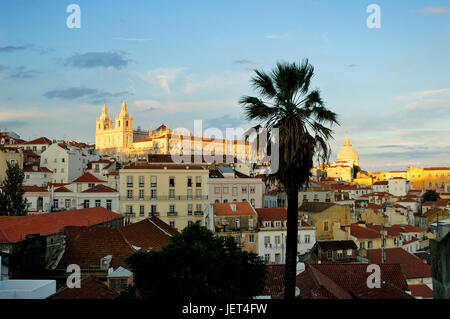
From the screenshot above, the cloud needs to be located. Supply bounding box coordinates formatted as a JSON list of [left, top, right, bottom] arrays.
[[203, 114, 245, 131], [0, 45, 31, 53], [113, 37, 152, 42], [0, 120, 28, 128], [133, 100, 161, 112], [9, 66, 39, 79], [403, 88, 450, 114], [183, 71, 251, 94], [65, 52, 130, 69], [44, 87, 132, 103], [140, 67, 185, 94], [418, 7, 450, 14]]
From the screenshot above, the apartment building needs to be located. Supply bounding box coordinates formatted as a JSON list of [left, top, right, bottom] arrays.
[[0, 147, 23, 185], [119, 163, 209, 230]]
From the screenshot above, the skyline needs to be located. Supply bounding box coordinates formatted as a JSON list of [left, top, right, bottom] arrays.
[[0, 0, 449, 171]]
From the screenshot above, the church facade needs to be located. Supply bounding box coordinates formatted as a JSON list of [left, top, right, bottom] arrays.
[[95, 101, 253, 162]]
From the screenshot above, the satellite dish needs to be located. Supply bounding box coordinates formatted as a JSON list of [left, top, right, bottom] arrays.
[[295, 287, 300, 297]]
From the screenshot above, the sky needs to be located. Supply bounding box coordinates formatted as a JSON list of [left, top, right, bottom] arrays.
[[0, 0, 449, 171]]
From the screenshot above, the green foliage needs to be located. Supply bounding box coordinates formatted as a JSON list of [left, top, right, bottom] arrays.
[[0, 161, 29, 216], [123, 223, 267, 301], [422, 190, 439, 203]]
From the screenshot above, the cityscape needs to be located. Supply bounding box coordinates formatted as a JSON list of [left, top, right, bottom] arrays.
[[0, 0, 449, 310]]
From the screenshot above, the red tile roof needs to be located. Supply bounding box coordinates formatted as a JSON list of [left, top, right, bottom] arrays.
[[0, 207, 123, 243], [57, 226, 136, 270], [314, 240, 357, 251], [367, 203, 383, 210], [118, 217, 177, 251], [214, 202, 256, 216], [72, 172, 106, 183], [367, 248, 431, 279], [350, 224, 381, 239], [81, 184, 118, 193], [23, 137, 52, 145], [408, 284, 433, 299], [123, 164, 204, 170], [423, 167, 450, 171], [47, 276, 119, 299], [391, 224, 426, 233], [256, 208, 311, 226], [54, 186, 72, 193], [22, 185, 49, 193], [373, 181, 388, 185]]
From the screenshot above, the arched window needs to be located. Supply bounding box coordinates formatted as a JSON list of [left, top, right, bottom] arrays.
[[118, 121, 121, 127]]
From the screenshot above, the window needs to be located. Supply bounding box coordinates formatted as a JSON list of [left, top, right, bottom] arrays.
[[151, 189, 157, 199], [127, 176, 133, 187], [275, 253, 281, 264], [53, 199, 59, 208], [95, 200, 101, 207], [232, 186, 238, 196], [169, 205, 175, 213], [151, 176, 157, 187], [275, 236, 281, 245], [61, 158, 65, 162], [264, 254, 270, 263], [327, 251, 332, 258], [223, 186, 229, 194], [44, 158, 48, 164], [360, 242, 365, 249], [187, 176, 192, 187], [250, 186, 255, 193], [139, 176, 144, 187], [169, 189, 175, 199], [323, 221, 329, 232], [337, 250, 343, 258], [127, 190, 133, 199], [214, 186, 220, 194], [249, 234, 255, 243], [126, 205, 133, 214], [347, 249, 353, 256], [305, 234, 310, 243], [139, 205, 145, 217], [234, 218, 240, 230], [88, 183, 95, 188], [368, 241, 373, 249], [224, 199, 228, 203], [195, 189, 201, 199], [250, 198, 255, 206], [151, 205, 157, 215], [84, 200, 90, 208], [65, 199, 71, 208], [188, 204, 193, 216], [196, 203, 202, 213], [169, 221, 175, 229], [187, 189, 192, 199], [242, 186, 247, 193], [106, 200, 112, 210], [196, 176, 201, 187], [169, 177, 175, 187], [264, 236, 270, 245], [248, 218, 254, 229], [187, 220, 193, 227]]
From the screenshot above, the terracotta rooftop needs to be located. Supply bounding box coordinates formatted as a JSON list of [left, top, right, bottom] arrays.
[[408, 284, 433, 299], [47, 276, 118, 299], [350, 224, 382, 239], [0, 207, 123, 243], [72, 172, 107, 183], [314, 240, 357, 251], [22, 137, 52, 145], [123, 163, 204, 170], [367, 248, 431, 280], [54, 186, 72, 193], [23, 166, 52, 173], [256, 208, 311, 226], [57, 226, 136, 270], [214, 202, 256, 216], [81, 184, 118, 193], [118, 217, 177, 251], [298, 202, 337, 213]]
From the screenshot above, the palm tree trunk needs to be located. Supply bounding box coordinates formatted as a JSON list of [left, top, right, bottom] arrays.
[[284, 188, 299, 299]]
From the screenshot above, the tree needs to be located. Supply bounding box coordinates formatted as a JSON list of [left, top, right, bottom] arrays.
[[0, 161, 29, 216], [422, 189, 439, 203], [239, 60, 338, 299], [122, 223, 267, 300]]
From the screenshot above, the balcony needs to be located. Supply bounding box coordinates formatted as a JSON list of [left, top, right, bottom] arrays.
[[194, 211, 204, 216], [149, 212, 160, 217], [196, 183, 202, 187], [167, 211, 178, 217]]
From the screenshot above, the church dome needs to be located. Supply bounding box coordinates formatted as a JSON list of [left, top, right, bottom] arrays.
[[337, 136, 359, 166]]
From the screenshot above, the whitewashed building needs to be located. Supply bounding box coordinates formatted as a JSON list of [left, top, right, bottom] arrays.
[[388, 177, 411, 197], [40, 143, 86, 183], [256, 208, 316, 264], [23, 165, 53, 187]]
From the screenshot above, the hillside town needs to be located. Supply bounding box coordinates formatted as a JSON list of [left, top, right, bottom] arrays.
[[0, 102, 449, 300]]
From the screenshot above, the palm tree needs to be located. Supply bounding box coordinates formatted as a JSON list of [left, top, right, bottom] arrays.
[[239, 60, 339, 299]]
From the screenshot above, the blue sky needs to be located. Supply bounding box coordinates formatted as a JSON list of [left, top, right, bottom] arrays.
[[0, 0, 449, 171]]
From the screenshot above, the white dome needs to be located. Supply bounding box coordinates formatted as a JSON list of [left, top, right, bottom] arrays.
[[337, 137, 359, 166]]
